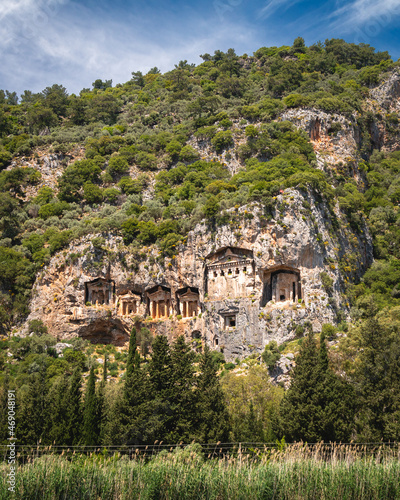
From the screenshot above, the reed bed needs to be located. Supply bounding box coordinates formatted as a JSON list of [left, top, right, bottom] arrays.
[[1, 443, 400, 500]]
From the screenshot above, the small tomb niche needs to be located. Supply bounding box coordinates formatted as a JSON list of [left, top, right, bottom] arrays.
[[146, 285, 172, 319], [85, 278, 114, 306], [177, 287, 200, 318], [118, 292, 142, 316], [219, 306, 239, 330], [261, 265, 301, 306], [225, 315, 236, 328]]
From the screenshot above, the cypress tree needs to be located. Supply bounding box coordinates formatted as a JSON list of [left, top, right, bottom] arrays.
[[46, 374, 70, 445], [66, 367, 83, 445], [17, 369, 48, 445], [103, 354, 108, 383], [275, 330, 322, 442], [168, 335, 196, 442], [276, 330, 355, 442], [82, 365, 100, 446], [356, 314, 400, 441], [149, 335, 171, 398], [0, 372, 9, 445], [97, 354, 107, 444], [125, 327, 140, 389], [195, 344, 230, 443], [317, 332, 356, 442], [120, 329, 154, 445]]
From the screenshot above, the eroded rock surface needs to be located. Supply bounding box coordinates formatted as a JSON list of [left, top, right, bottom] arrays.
[[24, 188, 373, 360]]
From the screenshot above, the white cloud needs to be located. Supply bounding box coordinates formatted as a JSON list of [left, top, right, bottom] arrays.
[[0, 0, 258, 94], [330, 0, 400, 30], [258, 0, 301, 19]]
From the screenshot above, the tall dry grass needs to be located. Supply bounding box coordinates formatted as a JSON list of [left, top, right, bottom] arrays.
[[1, 443, 400, 499]]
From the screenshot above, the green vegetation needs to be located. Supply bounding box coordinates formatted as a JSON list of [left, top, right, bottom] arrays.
[[2, 445, 400, 499], [0, 38, 397, 327], [1, 38, 400, 452]]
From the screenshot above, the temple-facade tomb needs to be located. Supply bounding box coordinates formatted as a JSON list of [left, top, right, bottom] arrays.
[[205, 246, 255, 300], [85, 278, 114, 306], [177, 287, 200, 318], [146, 285, 172, 319], [118, 292, 142, 316]]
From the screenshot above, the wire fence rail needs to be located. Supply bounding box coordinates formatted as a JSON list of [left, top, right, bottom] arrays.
[[1, 442, 400, 463]]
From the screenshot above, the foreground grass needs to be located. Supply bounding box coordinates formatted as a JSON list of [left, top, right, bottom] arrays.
[[1, 444, 400, 500]]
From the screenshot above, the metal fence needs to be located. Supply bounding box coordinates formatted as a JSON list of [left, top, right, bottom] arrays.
[[1, 442, 400, 463]]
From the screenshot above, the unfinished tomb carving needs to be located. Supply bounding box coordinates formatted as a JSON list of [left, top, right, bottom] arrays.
[[206, 247, 254, 300], [261, 265, 301, 306]]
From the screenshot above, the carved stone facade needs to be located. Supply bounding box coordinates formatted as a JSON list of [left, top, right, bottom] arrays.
[[81, 250, 304, 341], [177, 287, 199, 318], [85, 278, 114, 306], [118, 292, 141, 316], [261, 265, 301, 306], [206, 247, 255, 300], [146, 286, 172, 319]]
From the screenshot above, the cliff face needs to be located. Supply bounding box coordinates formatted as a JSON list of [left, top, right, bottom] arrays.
[[19, 71, 400, 359], [24, 187, 372, 360]]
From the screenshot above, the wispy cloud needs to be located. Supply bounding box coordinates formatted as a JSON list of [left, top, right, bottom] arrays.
[[258, 0, 302, 19], [0, 0, 258, 94], [329, 0, 400, 30]]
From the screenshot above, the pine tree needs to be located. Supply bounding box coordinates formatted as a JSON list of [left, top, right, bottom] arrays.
[[0, 372, 9, 445], [66, 367, 83, 445], [276, 330, 355, 442], [168, 335, 196, 442], [17, 370, 48, 445], [356, 314, 400, 441], [82, 365, 100, 446], [195, 344, 230, 443], [46, 375, 70, 445]]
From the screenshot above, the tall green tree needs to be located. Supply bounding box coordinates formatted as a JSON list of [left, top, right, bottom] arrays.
[[356, 310, 400, 441], [17, 369, 48, 445], [66, 367, 83, 445], [167, 335, 196, 442], [46, 375, 70, 445], [82, 365, 100, 446], [195, 344, 230, 443], [275, 330, 355, 442]]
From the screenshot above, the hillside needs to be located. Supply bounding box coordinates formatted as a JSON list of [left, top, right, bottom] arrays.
[[1, 38, 400, 444]]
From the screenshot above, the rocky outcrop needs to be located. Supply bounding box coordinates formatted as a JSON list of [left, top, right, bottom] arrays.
[[23, 188, 373, 360]]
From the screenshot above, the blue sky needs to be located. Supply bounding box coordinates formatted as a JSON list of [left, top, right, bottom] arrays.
[[1, 0, 400, 96]]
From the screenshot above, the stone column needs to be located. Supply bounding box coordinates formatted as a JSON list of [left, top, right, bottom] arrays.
[[183, 301, 187, 318]]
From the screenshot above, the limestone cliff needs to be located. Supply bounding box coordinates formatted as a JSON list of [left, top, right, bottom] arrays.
[[24, 188, 372, 360]]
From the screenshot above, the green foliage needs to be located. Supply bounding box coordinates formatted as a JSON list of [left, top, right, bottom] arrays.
[[58, 159, 101, 202], [107, 155, 129, 177], [221, 365, 283, 442], [262, 341, 281, 368], [211, 130, 233, 153], [0, 149, 12, 171], [275, 331, 356, 442]]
